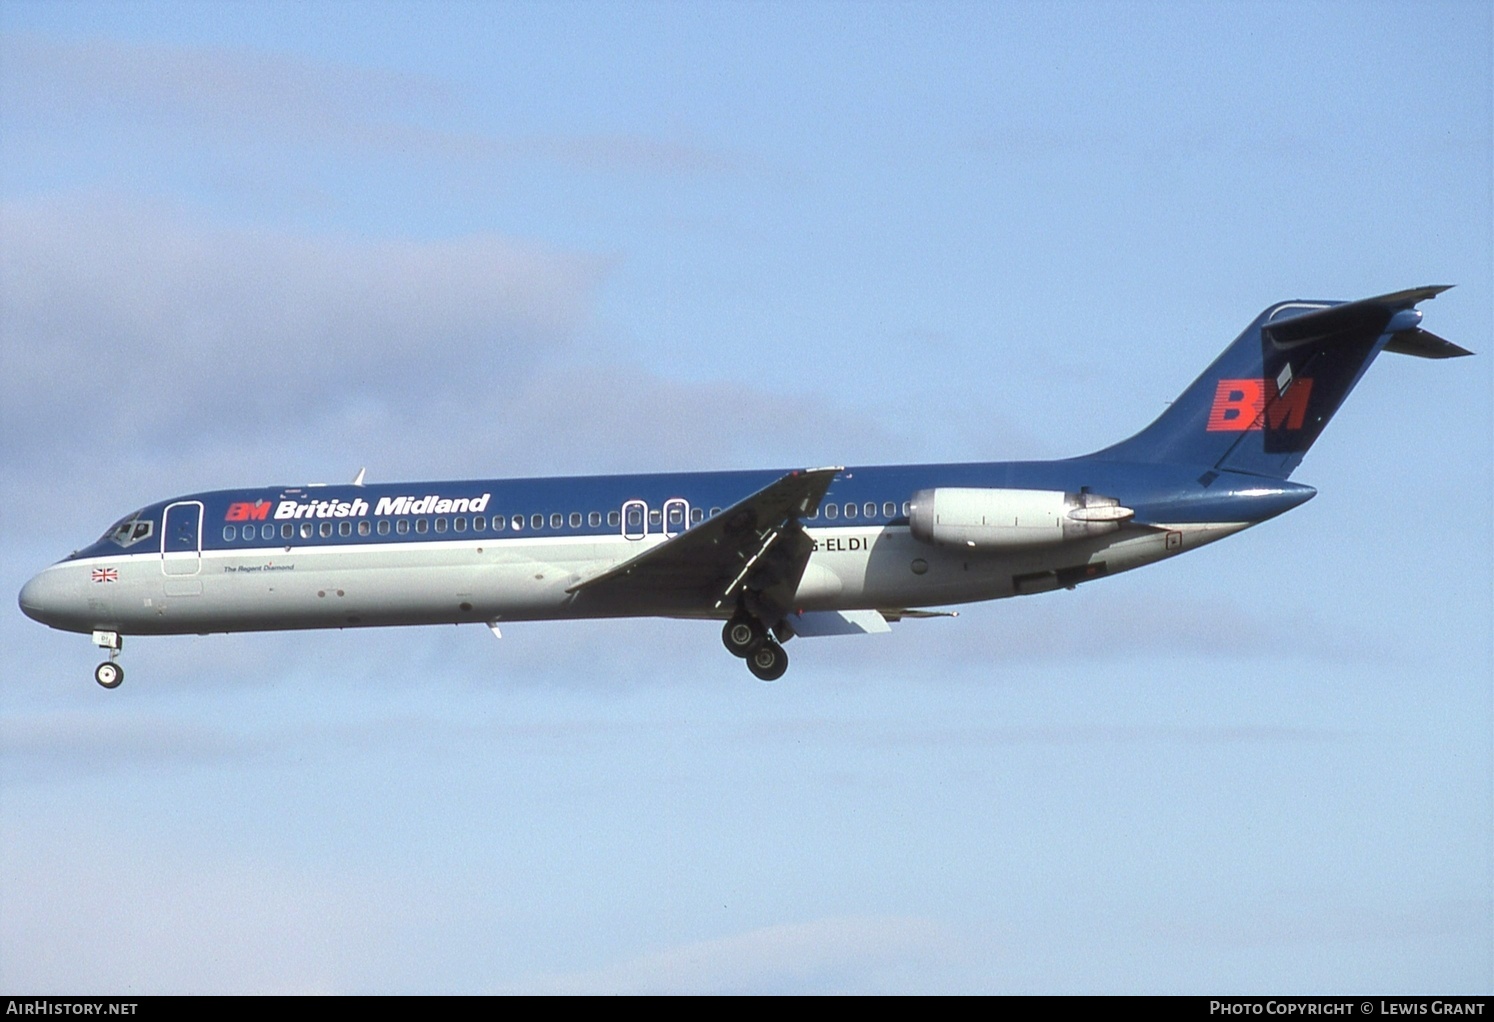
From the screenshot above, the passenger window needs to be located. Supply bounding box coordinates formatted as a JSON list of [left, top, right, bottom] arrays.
[[300, 522, 314, 539], [473, 516, 485, 532], [825, 504, 838, 520], [844, 503, 857, 519], [283, 523, 294, 540], [550, 512, 563, 529], [454, 517, 467, 533], [864, 502, 876, 518], [710, 507, 721, 517], [358, 520, 371, 536], [378, 520, 390, 535], [224, 525, 236, 541], [511, 515, 523, 532], [690, 508, 703, 523], [396, 519, 410, 535], [339, 521, 352, 537], [608, 510, 620, 527], [902, 501, 911, 517], [320, 522, 333, 537], [531, 514, 544, 530], [648, 509, 661, 525], [569, 512, 582, 528], [626, 506, 643, 528], [492, 515, 504, 530], [416, 519, 429, 534], [434, 518, 448, 533], [262, 524, 274, 540], [807, 507, 818, 519], [667, 505, 684, 527], [884, 502, 896, 518], [589, 511, 601, 527]]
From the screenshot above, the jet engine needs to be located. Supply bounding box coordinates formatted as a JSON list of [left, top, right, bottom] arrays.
[[907, 488, 1133, 551]]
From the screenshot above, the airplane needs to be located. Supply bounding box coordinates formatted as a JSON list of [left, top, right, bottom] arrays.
[[18, 286, 1471, 689]]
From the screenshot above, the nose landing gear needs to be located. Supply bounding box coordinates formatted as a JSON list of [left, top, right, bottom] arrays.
[[91, 630, 124, 689]]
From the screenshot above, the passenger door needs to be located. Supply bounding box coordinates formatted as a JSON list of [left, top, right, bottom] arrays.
[[161, 501, 203, 575]]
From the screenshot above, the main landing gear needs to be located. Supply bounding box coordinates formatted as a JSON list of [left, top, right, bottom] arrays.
[[92, 630, 124, 689], [721, 611, 789, 682]]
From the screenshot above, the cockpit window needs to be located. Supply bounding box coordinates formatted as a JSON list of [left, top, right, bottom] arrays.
[[101, 513, 154, 548]]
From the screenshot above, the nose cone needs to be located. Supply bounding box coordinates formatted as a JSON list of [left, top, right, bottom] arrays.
[[19, 572, 46, 622], [18, 566, 85, 631]]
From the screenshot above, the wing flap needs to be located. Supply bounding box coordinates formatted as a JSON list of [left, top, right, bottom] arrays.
[[780, 607, 959, 637], [785, 609, 892, 637], [880, 608, 960, 621]]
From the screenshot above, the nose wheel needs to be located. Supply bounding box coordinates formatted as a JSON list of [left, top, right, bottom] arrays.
[[91, 630, 124, 689]]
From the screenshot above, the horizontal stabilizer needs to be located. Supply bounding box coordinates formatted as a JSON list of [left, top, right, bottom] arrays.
[[1263, 285, 1452, 347], [1383, 328, 1474, 359], [787, 609, 891, 637]]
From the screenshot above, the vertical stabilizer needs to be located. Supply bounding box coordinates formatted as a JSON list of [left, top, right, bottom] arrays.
[[1088, 287, 1464, 479]]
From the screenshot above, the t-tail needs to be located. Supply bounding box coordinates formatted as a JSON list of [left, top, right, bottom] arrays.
[[1090, 286, 1471, 479]]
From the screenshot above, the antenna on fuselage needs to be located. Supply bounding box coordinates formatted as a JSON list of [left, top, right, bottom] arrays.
[[352, 467, 366, 487]]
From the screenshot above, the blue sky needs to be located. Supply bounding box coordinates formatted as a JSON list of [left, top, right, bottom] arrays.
[[1, 0, 1489, 994]]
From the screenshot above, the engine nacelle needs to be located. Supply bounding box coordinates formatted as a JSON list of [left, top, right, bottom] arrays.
[[907, 487, 1133, 551]]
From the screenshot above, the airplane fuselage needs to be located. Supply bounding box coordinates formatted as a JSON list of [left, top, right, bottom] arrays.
[[20, 459, 1309, 639]]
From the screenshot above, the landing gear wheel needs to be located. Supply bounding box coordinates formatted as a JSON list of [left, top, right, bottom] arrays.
[[722, 613, 766, 658], [94, 661, 124, 689], [745, 640, 788, 682]]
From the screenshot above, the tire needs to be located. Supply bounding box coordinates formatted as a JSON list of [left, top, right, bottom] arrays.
[[722, 614, 765, 658], [745, 641, 788, 682], [94, 661, 124, 689]]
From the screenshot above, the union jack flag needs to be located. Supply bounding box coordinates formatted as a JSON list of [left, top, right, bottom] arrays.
[[91, 568, 118, 583]]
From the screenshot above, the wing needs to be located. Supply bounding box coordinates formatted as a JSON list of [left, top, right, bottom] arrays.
[[566, 466, 841, 620]]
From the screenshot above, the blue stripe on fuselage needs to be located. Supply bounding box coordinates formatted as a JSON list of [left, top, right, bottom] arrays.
[[60, 459, 1316, 564]]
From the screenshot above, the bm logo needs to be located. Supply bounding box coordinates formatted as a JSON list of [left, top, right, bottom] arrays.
[[225, 501, 271, 522], [1206, 377, 1313, 432]]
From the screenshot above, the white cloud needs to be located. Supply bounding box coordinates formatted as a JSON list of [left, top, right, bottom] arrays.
[[0, 33, 753, 183], [0, 33, 442, 138], [0, 197, 608, 452]]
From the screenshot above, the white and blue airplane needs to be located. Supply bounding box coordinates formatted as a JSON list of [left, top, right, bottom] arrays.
[[19, 287, 1469, 688]]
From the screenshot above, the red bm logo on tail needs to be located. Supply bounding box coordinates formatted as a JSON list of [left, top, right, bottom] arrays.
[[1206, 378, 1313, 432]]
